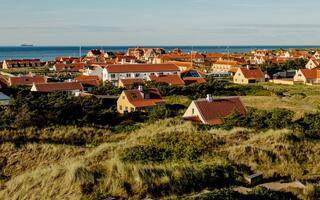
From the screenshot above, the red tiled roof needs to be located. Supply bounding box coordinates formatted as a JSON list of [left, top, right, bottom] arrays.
[[192, 97, 247, 125], [9, 75, 47, 86], [75, 75, 99, 81], [167, 61, 193, 67], [203, 52, 225, 58], [159, 52, 204, 60], [54, 63, 86, 72], [148, 74, 185, 86], [214, 60, 238, 66], [5, 59, 40, 64], [239, 67, 264, 79], [55, 56, 79, 63], [119, 78, 145, 88], [299, 69, 320, 79], [33, 82, 83, 92], [124, 88, 164, 108], [229, 67, 239, 73], [74, 75, 101, 87], [106, 64, 179, 73]]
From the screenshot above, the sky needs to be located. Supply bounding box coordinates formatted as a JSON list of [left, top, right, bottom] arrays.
[[1, 0, 320, 45]]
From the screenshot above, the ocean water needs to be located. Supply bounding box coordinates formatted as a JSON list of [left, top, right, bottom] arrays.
[[0, 45, 320, 61]]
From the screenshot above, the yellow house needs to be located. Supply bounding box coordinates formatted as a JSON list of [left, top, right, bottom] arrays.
[[117, 87, 165, 114], [211, 60, 238, 72], [233, 67, 265, 84]]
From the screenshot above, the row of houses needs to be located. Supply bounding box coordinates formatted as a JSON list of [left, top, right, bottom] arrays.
[[1, 59, 43, 69]]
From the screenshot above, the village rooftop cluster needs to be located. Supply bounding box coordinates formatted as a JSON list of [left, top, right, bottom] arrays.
[[0, 47, 319, 125]]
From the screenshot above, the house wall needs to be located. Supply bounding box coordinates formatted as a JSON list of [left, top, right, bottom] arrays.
[[2, 61, 8, 69], [293, 71, 307, 83], [233, 69, 265, 84], [83, 67, 104, 80], [233, 70, 249, 84], [105, 70, 180, 85], [306, 60, 317, 69], [183, 101, 206, 124], [211, 64, 233, 72], [117, 92, 136, 114]]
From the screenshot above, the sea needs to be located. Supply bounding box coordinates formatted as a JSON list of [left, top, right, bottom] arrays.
[[1, 45, 320, 62]]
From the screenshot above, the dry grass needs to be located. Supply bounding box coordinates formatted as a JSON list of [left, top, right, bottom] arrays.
[[241, 96, 320, 118], [1, 119, 320, 199]]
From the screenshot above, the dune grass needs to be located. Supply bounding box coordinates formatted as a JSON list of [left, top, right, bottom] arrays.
[[1, 119, 320, 199]]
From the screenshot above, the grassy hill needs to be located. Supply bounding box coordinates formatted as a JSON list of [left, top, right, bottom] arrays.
[[0, 119, 319, 199]]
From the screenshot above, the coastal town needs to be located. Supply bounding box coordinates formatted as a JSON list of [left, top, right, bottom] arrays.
[[2, 46, 320, 199], [0, 47, 318, 124]]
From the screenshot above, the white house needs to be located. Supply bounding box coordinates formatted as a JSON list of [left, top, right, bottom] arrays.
[[305, 58, 320, 69], [102, 64, 180, 86], [83, 65, 105, 80], [31, 82, 84, 96]]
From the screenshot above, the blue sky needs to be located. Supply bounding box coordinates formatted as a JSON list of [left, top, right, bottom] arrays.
[[1, 0, 320, 45]]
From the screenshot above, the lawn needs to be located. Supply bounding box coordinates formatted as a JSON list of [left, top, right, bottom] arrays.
[[240, 95, 320, 118]]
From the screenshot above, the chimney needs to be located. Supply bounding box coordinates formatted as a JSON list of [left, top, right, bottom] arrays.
[[206, 94, 213, 102], [138, 85, 145, 99], [130, 59, 135, 64], [246, 65, 250, 70], [121, 59, 126, 64]]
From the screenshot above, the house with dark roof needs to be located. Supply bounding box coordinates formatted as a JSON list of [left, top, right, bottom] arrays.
[[31, 82, 83, 96], [182, 96, 247, 125], [233, 67, 265, 84], [181, 69, 206, 85], [117, 87, 165, 114]]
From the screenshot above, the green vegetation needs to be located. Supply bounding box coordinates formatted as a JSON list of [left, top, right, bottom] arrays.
[[261, 58, 307, 71], [1, 119, 320, 199], [139, 78, 271, 99], [1, 77, 320, 199]]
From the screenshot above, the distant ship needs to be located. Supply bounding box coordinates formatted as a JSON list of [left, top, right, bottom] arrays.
[[20, 44, 34, 47]]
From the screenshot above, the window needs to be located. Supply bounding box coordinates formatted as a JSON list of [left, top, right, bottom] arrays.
[[158, 72, 164, 75], [125, 106, 128, 111], [192, 108, 195, 115], [126, 73, 131, 78], [150, 72, 155, 75], [122, 95, 125, 100], [110, 74, 116, 78], [119, 105, 122, 110], [135, 73, 140, 77]]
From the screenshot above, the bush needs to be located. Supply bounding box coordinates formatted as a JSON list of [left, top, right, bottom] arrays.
[[222, 108, 294, 130]]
